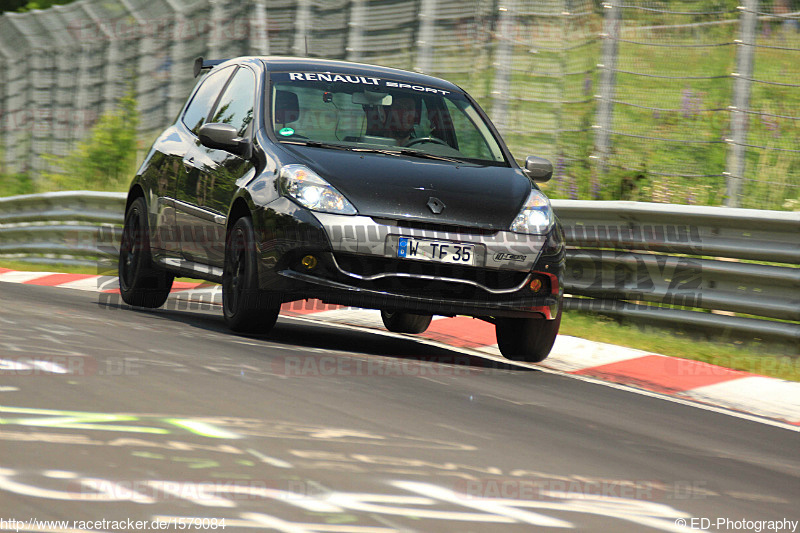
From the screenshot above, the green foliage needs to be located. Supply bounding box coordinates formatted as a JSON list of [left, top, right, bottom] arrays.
[[0, 171, 35, 196], [0, 0, 74, 15], [0, 141, 35, 196], [43, 93, 139, 192], [494, 6, 800, 211]]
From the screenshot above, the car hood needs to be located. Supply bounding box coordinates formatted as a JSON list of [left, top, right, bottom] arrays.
[[282, 145, 532, 230]]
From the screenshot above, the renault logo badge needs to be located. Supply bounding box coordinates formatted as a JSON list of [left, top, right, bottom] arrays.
[[427, 197, 445, 214]]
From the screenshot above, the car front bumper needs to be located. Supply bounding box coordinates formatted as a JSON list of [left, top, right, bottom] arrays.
[[253, 199, 565, 319]]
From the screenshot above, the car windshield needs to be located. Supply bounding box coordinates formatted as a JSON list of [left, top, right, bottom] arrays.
[[269, 71, 508, 164]]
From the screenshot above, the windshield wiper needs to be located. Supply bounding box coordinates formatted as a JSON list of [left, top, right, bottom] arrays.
[[282, 141, 465, 163], [397, 148, 465, 163], [281, 140, 354, 151], [352, 147, 464, 164]]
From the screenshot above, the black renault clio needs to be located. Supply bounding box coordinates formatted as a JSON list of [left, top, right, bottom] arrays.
[[119, 56, 565, 362]]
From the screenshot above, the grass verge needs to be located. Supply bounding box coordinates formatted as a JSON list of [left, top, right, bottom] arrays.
[[0, 260, 107, 275], [560, 311, 799, 382]]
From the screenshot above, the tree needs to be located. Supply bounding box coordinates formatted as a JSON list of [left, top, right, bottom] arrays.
[[0, 0, 75, 13], [0, 0, 76, 15], [43, 93, 140, 192]]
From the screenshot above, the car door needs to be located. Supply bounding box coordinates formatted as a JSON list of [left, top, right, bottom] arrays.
[[176, 66, 257, 267], [154, 65, 235, 259]]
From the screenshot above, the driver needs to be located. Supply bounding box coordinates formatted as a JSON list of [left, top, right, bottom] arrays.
[[383, 96, 418, 146]]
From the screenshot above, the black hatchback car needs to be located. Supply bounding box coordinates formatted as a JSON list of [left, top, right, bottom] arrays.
[[119, 56, 565, 362]]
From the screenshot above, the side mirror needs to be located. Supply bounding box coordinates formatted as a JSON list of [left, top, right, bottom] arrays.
[[198, 123, 251, 158], [524, 156, 553, 183]]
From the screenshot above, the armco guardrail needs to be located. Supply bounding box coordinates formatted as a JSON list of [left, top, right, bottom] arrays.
[[1, 192, 798, 345], [556, 200, 800, 345], [0, 191, 124, 266]]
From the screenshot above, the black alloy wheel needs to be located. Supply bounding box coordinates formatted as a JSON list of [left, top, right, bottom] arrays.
[[223, 216, 280, 333], [118, 197, 174, 308]]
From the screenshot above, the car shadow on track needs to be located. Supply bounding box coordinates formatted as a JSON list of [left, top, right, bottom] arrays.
[[98, 299, 533, 373], [269, 320, 533, 372]]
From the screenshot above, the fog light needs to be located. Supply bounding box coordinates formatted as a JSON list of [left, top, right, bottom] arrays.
[[529, 278, 543, 292], [301, 255, 318, 270]]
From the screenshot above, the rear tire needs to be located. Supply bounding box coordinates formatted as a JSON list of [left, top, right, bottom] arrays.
[[118, 197, 174, 308], [381, 310, 433, 334], [496, 310, 562, 363], [223, 216, 279, 334]]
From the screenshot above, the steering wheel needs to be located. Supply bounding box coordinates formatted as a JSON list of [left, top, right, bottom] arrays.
[[405, 136, 448, 147]]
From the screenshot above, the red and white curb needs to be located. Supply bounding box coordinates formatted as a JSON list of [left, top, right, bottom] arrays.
[[2, 267, 799, 427]]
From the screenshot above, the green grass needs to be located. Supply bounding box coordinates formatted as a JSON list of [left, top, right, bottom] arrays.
[[428, 6, 800, 211], [3, 259, 797, 381], [560, 310, 800, 382], [0, 260, 109, 275]]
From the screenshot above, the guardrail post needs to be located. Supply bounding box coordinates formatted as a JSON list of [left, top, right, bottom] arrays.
[[250, 0, 270, 55], [208, 0, 224, 59], [492, 0, 516, 136], [0, 31, 24, 175], [169, 4, 188, 121], [0, 42, 10, 173], [593, 0, 621, 180], [5, 15, 35, 177], [725, 0, 759, 208], [119, 0, 150, 133], [78, 3, 111, 131], [415, 0, 437, 73], [292, 0, 312, 57], [346, 0, 366, 62]]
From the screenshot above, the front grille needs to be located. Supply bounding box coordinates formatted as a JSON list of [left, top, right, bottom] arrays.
[[333, 253, 529, 293], [371, 217, 498, 237]]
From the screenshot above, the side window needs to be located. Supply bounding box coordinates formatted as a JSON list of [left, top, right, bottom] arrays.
[[210, 67, 256, 137], [446, 100, 492, 159], [182, 66, 234, 134], [443, 98, 498, 160]]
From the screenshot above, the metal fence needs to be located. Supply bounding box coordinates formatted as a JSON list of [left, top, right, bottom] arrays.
[[0, 191, 122, 265], [0, 0, 798, 210], [593, 0, 800, 211], [1, 191, 797, 346], [556, 199, 800, 345]]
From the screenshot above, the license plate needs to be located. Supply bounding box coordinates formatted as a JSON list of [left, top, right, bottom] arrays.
[[397, 237, 475, 266]]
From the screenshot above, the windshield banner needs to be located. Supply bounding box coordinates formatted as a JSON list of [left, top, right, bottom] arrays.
[[274, 72, 457, 97]]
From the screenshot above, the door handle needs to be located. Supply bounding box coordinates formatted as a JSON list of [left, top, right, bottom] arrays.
[[183, 156, 196, 172]]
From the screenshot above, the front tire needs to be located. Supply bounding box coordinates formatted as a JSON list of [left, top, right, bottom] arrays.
[[223, 216, 279, 334], [381, 310, 433, 334], [496, 310, 562, 363], [118, 197, 174, 308]]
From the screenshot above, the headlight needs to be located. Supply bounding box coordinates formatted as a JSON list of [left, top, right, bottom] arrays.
[[278, 164, 357, 215], [510, 189, 554, 235]]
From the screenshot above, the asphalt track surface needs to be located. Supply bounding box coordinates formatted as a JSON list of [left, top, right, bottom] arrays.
[[0, 283, 798, 532]]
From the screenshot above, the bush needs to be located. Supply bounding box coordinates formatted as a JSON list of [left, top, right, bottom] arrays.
[[43, 93, 139, 192], [0, 172, 35, 196]]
